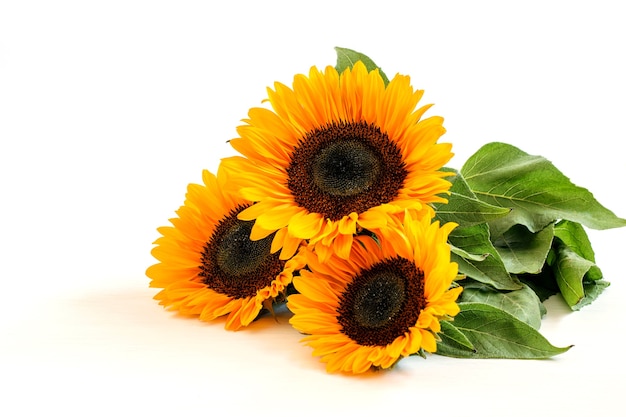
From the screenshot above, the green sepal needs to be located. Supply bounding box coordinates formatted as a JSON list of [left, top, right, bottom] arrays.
[[334, 47, 390, 85]]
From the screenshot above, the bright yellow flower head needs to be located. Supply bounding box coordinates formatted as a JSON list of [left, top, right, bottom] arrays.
[[287, 212, 462, 374], [223, 61, 453, 261], [146, 166, 304, 330]]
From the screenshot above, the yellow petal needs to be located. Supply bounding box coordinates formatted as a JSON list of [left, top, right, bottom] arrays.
[[287, 210, 324, 239]]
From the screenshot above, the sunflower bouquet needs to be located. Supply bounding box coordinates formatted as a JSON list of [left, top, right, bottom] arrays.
[[146, 48, 625, 374]]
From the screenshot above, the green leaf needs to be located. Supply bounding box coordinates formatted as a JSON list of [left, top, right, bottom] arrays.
[[334, 47, 390, 85], [434, 168, 511, 227], [436, 302, 572, 359], [492, 223, 554, 274], [550, 242, 608, 310], [554, 220, 602, 280], [449, 223, 522, 290], [577, 280, 610, 311], [439, 320, 475, 352], [461, 142, 626, 237], [459, 281, 545, 329], [451, 245, 489, 262]]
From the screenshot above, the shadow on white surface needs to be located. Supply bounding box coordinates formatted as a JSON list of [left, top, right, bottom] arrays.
[[2, 274, 623, 416]]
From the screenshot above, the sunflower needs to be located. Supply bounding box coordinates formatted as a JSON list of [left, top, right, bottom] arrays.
[[287, 211, 462, 374], [146, 166, 304, 331], [224, 61, 453, 261]]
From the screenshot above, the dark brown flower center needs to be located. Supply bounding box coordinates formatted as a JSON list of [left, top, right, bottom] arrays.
[[199, 205, 285, 299], [337, 257, 426, 346], [286, 121, 407, 221]]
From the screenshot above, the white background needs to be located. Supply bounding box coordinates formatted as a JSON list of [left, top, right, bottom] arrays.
[[1, 1, 625, 416]]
